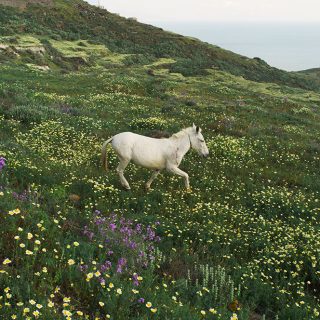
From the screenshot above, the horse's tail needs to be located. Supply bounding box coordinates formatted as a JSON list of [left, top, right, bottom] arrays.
[[101, 137, 113, 171]]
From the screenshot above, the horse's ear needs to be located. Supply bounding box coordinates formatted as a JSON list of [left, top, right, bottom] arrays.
[[196, 126, 200, 133], [192, 123, 196, 130]]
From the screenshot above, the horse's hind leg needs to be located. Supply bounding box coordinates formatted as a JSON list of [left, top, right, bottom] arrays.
[[116, 158, 131, 190], [145, 170, 160, 190]]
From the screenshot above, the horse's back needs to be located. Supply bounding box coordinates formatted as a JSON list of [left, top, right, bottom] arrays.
[[113, 132, 167, 146], [112, 132, 171, 169]]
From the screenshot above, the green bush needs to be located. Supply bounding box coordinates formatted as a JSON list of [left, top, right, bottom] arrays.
[[5, 105, 61, 124]]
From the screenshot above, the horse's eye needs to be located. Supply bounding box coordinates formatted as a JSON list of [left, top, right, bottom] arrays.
[[199, 139, 204, 142]]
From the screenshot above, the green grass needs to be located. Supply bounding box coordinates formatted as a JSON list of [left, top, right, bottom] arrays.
[[0, 1, 320, 319], [0, 34, 42, 47], [48, 39, 128, 63], [0, 57, 320, 319]]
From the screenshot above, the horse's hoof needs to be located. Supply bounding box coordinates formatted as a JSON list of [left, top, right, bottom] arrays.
[[145, 185, 152, 191], [186, 188, 192, 193]]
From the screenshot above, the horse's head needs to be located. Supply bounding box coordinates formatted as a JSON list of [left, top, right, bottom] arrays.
[[189, 124, 209, 158]]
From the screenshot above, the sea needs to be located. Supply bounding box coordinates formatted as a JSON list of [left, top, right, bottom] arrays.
[[150, 22, 320, 72]]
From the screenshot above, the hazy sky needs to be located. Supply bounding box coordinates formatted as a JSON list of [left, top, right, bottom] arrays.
[[87, 0, 320, 23]]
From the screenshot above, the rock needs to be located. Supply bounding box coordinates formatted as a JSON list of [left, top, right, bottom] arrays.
[[69, 194, 81, 202]]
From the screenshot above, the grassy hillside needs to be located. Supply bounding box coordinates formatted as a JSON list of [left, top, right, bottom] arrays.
[[0, 0, 319, 91], [298, 68, 320, 89], [1, 1, 320, 320]]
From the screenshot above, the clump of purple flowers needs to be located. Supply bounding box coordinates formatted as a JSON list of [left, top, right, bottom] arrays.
[[12, 190, 29, 202], [81, 211, 161, 278], [0, 157, 6, 172]]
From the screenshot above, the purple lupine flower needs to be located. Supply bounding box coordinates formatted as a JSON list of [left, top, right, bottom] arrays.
[[137, 298, 145, 303], [146, 226, 156, 241], [117, 266, 122, 273], [118, 257, 127, 266], [116, 257, 127, 273], [132, 273, 139, 286], [83, 226, 94, 240], [0, 157, 6, 171], [129, 241, 137, 250], [79, 264, 88, 272], [135, 224, 142, 233], [120, 226, 132, 237], [12, 190, 28, 202], [109, 223, 116, 231], [100, 260, 112, 272], [95, 217, 106, 225], [79, 211, 162, 283]]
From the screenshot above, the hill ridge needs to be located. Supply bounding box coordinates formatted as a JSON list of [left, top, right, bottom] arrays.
[[0, 0, 319, 91], [0, 0, 52, 8]]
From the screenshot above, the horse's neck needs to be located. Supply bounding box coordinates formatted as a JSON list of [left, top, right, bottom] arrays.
[[175, 133, 191, 158]]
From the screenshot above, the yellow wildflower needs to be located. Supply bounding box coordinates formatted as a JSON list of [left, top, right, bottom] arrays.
[[68, 259, 75, 265], [231, 314, 238, 320], [33, 310, 40, 318], [3, 258, 12, 265]]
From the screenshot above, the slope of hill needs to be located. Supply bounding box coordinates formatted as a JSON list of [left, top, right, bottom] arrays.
[[1, 1, 320, 320], [0, 0, 52, 8], [0, 0, 319, 91]]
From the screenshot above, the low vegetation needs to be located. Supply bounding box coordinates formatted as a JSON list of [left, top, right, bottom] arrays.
[[1, 1, 320, 319]]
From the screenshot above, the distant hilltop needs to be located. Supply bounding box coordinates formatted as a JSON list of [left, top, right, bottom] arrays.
[[0, 0, 52, 8]]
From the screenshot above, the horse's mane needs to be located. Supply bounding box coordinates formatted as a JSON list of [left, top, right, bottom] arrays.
[[170, 127, 192, 139]]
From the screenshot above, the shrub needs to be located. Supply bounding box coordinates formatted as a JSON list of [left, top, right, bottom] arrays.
[[5, 105, 61, 124], [169, 58, 210, 76], [130, 117, 167, 131], [123, 54, 155, 66]]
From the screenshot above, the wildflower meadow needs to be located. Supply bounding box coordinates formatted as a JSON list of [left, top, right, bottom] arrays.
[[0, 7, 320, 319]]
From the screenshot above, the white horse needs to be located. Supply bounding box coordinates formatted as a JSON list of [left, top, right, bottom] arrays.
[[101, 124, 209, 191]]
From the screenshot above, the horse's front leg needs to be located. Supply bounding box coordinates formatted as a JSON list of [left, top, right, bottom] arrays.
[[167, 166, 190, 190], [145, 170, 160, 190]]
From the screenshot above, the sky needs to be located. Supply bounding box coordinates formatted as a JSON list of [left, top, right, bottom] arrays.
[[87, 0, 320, 23]]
